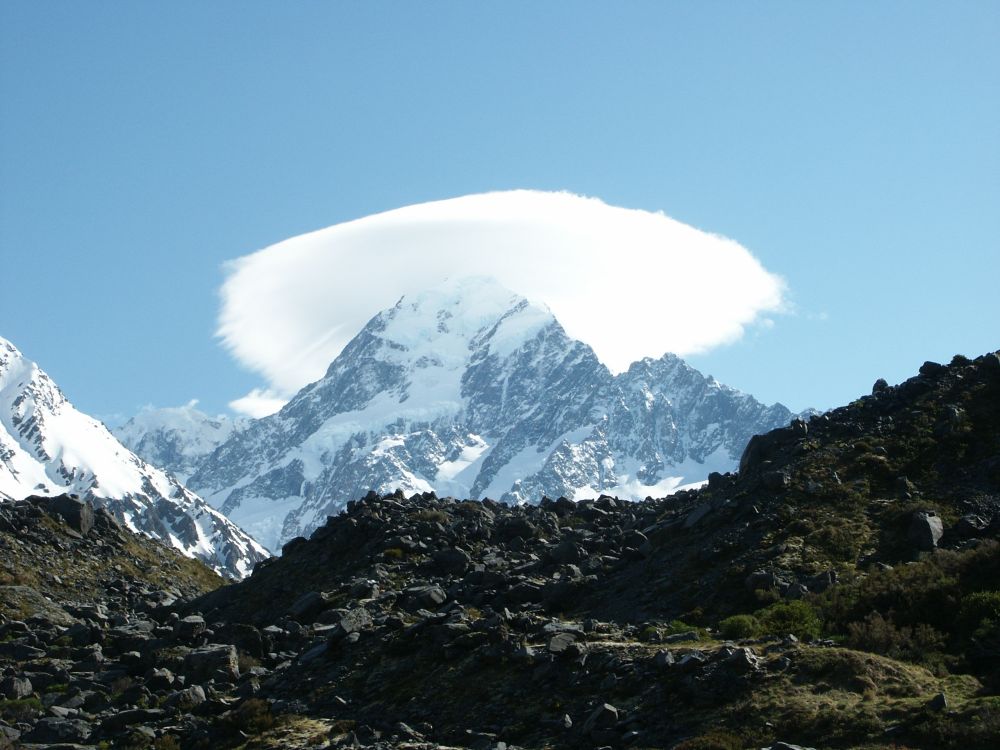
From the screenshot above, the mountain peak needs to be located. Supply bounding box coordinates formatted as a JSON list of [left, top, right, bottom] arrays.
[[0, 334, 267, 578], [181, 281, 799, 552], [375, 275, 555, 357]]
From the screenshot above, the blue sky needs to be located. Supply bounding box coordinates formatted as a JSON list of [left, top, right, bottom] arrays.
[[1, 1, 998, 419]]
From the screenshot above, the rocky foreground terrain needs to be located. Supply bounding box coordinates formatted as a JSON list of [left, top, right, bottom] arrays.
[[1, 351, 999, 749]]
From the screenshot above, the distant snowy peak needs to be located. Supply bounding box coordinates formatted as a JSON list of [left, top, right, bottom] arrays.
[[115, 402, 249, 483], [0, 336, 267, 578], [187, 276, 801, 554]]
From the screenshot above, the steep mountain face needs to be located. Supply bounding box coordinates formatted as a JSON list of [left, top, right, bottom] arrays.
[[187, 278, 799, 553], [114, 403, 249, 483], [0, 336, 267, 579]]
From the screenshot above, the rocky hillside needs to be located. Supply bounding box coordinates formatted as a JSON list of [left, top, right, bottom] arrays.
[[0, 336, 268, 579], [181, 276, 800, 553], [1, 351, 998, 749]]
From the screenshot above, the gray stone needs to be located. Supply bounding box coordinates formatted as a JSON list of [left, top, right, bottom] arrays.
[[174, 614, 207, 640], [327, 607, 373, 639], [46, 494, 95, 535], [652, 650, 675, 668], [288, 591, 331, 620], [0, 675, 32, 699], [184, 643, 239, 681], [908, 511, 944, 550], [683, 503, 711, 529], [22, 717, 93, 743], [432, 547, 472, 574], [404, 585, 448, 610], [547, 632, 577, 654], [582, 703, 619, 734], [298, 642, 329, 663]]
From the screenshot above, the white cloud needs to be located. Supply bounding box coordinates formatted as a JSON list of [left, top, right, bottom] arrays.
[[228, 388, 289, 419], [218, 190, 786, 416]]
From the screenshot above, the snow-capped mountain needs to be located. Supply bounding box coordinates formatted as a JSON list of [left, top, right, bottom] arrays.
[[185, 277, 801, 553], [0, 336, 267, 578], [114, 403, 249, 483]]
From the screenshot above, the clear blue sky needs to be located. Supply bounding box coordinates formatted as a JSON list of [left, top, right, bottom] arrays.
[[2, 1, 998, 420]]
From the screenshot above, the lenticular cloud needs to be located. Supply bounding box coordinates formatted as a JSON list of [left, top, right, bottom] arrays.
[[219, 190, 786, 416]]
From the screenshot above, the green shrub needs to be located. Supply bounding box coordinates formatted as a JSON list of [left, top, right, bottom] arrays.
[[960, 590, 1000, 631], [757, 600, 822, 640], [230, 697, 274, 734], [719, 614, 760, 640], [846, 610, 945, 662]]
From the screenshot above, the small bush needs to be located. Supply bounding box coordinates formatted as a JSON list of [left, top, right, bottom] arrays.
[[757, 600, 822, 640], [412, 509, 449, 524], [0, 697, 43, 721], [719, 614, 760, 640], [230, 697, 275, 735], [846, 611, 945, 662], [960, 591, 1000, 631]]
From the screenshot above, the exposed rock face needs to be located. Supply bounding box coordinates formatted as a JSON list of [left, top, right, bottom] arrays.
[[174, 278, 801, 552], [0, 336, 268, 578]]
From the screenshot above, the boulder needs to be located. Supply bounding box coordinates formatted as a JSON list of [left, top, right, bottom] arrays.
[[174, 614, 207, 640], [582, 703, 619, 734], [288, 591, 332, 621], [432, 547, 472, 574], [44, 494, 95, 535], [325, 607, 373, 639], [0, 676, 32, 699], [908, 511, 944, 550], [404, 585, 448, 610], [184, 643, 239, 681], [22, 717, 93, 744]]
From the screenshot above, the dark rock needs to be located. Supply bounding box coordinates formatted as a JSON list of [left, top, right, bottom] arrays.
[[0, 676, 32, 699], [403, 585, 448, 610], [582, 702, 619, 734], [908, 511, 944, 550], [432, 547, 472, 574], [288, 591, 332, 620], [919, 361, 946, 377], [184, 644, 239, 681], [547, 632, 577, 655], [326, 607, 373, 639], [652, 650, 675, 668], [101, 708, 167, 731], [927, 692, 948, 711], [683, 503, 711, 528], [763, 469, 791, 490], [44, 494, 95, 535], [174, 614, 207, 640], [165, 684, 207, 709], [22, 717, 93, 743]]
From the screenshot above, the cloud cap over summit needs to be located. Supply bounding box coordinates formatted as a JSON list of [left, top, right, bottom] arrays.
[[218, 190, 786, 416]]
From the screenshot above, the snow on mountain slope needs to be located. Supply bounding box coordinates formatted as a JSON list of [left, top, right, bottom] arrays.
[[186, 277, 801, 553], [0, 336, 268, 578], [115, 403, 249, 483]]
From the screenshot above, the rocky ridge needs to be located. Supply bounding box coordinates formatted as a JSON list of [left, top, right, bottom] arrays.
[[2, 350, 999, 748]]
